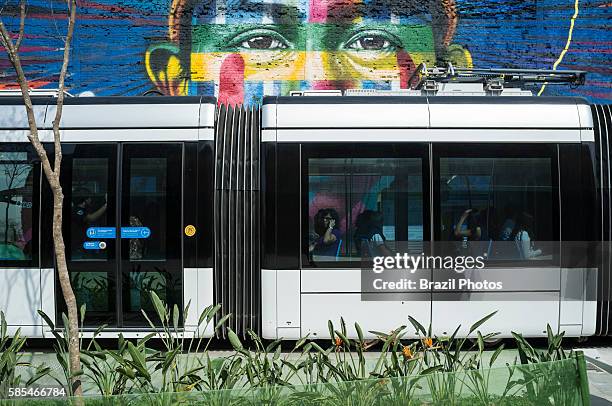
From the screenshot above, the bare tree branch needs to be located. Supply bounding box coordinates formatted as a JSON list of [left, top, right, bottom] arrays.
[[0, 20, 55, 181], [52, 0, 76, 177], [14, 0, 25, 51]]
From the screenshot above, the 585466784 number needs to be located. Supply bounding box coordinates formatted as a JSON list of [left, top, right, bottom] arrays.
[[8, 386, 66, 398]]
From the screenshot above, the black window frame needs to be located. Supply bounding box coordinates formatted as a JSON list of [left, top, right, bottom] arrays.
[[301, 142, 431, 269], [432, 142, 561, 267]]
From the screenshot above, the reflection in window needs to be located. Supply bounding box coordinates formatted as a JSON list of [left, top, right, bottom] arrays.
[[128, 158, 167, 261], [126, 271, 171, 313], [0, 153, 34, 261], [70, 271, 110, 312], [70, 158, 109, 261], [439, 158, 553, 260], [308, 158, 423, 264]]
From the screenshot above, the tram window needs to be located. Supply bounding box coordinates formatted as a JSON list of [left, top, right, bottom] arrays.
[[438, 155, 555, 261], [307, 157, 423, 265], [127, 158, 168, 261], [70, 158, 109, 261], [0, 151, 37, 263]]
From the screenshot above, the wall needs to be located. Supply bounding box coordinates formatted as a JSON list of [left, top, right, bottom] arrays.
[[0, 0, 609, 104]]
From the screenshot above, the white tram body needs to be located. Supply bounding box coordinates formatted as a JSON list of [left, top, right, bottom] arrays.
[[0, 85, 610, 340], [0, 96, 216, 338], [260, 90, 601, 340]]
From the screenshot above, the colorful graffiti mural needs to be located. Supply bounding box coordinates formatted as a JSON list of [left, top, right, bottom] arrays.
[[0, 0, 610, 104]]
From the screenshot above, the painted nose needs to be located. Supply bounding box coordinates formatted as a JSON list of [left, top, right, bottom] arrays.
[[305, 51, 354, 90], [218, 54, 245, 106]]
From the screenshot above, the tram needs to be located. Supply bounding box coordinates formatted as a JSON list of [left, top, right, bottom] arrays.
[[0, 67, 611, 340]]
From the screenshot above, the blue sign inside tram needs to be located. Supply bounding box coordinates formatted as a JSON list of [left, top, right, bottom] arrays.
[[120, 227, 151, 239], [86, 227, 116, 239], [83, 241, 105, 250]]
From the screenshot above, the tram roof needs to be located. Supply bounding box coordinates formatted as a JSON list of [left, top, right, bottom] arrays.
[[0, 96, 217, 133], [261, 95, 594, 135]]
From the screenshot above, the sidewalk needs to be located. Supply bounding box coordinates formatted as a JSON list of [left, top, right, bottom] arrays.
[[578, 345, 612, 404]]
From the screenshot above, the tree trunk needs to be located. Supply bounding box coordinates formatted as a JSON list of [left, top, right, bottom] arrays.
[[50, 177, 82, 396], [0, 0, 82, 398]]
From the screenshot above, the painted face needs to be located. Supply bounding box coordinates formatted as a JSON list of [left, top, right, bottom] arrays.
[[148, 0, 454, 104]]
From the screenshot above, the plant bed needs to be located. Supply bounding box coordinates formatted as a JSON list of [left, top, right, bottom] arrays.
[[0, 293, 591, 405]]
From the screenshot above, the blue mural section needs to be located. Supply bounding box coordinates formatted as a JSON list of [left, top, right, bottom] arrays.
[[0, 0, 609, 103]]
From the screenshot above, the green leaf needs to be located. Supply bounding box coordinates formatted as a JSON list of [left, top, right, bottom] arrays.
[[117, 366, 136, 379], [61, 313, 71, 336], [214, 313, 232, 332], [183, 300, 191, 324], [468, 311, 498, 335], [369, 330, 390, 339], [1, 311, 7, 337], [477, 331, 485, 354], [162, 348, 179, 375], [25, 366, 51, 386], [207, 304, 223, 323], [139, 332, 156, 347], [37, 310, 61, 341], [228, 328, 243, 351], [198, 304, 219, 327], [294, 334, 310, 351], [408, 316, 426, 336], [149, 291, 166, 323], [93, 323, 108, 338], [127, 341, 150, 379], [420, 365, 444, 375], [355, 322, 364, 344], [449, 324, 461, 343], [173, 304, 180, 331], [265, 338, 282, 353], [79, 304, 87, 325], [489, 344, 505, 367], [335, 330, 350, 349], [310, 342, 326, 354]]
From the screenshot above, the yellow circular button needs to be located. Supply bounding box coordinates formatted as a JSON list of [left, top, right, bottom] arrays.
[[184, 225, 196, 237]]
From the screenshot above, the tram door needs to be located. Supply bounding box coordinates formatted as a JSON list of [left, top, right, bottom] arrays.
[[59, 143, 183, 328]]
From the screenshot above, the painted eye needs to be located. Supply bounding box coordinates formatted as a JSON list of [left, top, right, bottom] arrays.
[[228, 30, 291, 50], [241, 36, 288, 50], [344, 31, 400, 51]]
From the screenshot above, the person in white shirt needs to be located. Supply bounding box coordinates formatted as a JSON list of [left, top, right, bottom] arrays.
[[512, 212, 542, 259]]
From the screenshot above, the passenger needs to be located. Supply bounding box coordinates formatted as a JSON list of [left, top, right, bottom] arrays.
[[512, 212, 542, 259], [72, 189, 107, 226], [454, 208, 482, 241], [475, 207, 497, 259], [71, 188, 107, 257], [476, 207, 497, 242], [353, 210, 391, 257], [498, 205, 517, 241], [309, 208, 342, 259]]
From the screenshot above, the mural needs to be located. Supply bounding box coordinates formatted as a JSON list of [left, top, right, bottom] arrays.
[[0, 0, 610, 104]]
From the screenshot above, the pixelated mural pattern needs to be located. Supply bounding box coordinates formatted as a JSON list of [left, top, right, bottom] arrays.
[[0, 0, 610, 104]]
